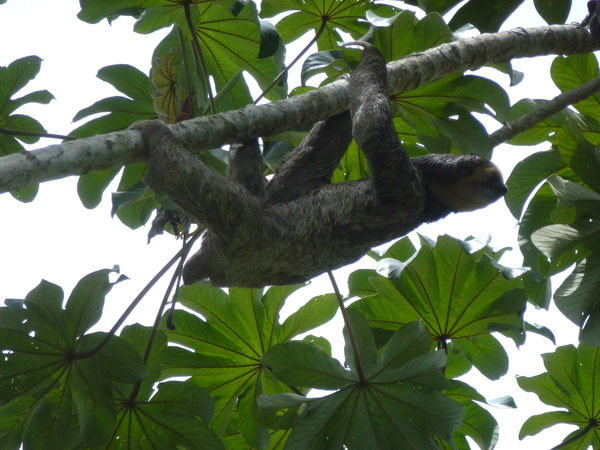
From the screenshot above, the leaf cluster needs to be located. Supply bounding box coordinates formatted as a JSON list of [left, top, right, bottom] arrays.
[[2, 0, 600, 449], [504, 53, 600, 348]]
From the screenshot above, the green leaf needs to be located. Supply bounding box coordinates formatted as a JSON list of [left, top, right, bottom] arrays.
[[260, 319, 462, 449], [238, 382, 270, 450], [77, 0, 145, 24], [277, 294, 338, 342], [1, 114, 46, 149], [533, 0, 570, 25], [373, 10, 453, 60], [9, 184, 38, 203], [504, 99, 576, 147], [524, 321, 556, 344], [517, 344, 600, 447], [519, 411, 577, 439], [0, 56, 53, 118], [449, 0, 524, 33], [65, 268, 126, 339], [111, 182, 158, 229], [261, 0, 396, 51], [556, 122, 600, 193], [0, 270, 142, 447], [22, 389, 76, 450], [374, 321, 445, 382], [554, 254, 600, 347], [213, 70, 254, 113], [395, 74, 509, 155], [380, 236, 418, 261], [163, 284, 335, 444], [504, 148, 566, 219], [344, 309, 378, 375], [70, 359, 117, 447], [351, 236, 526, 360], [452, 334, 509, 380], [263, 341, 356, 390], [332, 140, 369, 183], [551, 54, 600, 121], [71, 64, 155, 210], [516, 183, 556, 276], [546, 175, 600, 224], [72, 64, 154, 128], [119, 324, 167, 400], [110, 381, 223, 449], [301, 50, 346, 86], [77, 168, 120, 209], [140, 2, 287, 101], [349, 276, 423, 331], [446, 381, 501, 450], [532, 222, 600, 275], [77, 333, 146, 384], [0, 56, 53, 167], [401, 0, 462, 15]]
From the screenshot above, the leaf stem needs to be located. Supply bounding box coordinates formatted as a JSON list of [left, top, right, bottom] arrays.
[[178, 27, 197, 118], [0, 128, 77, 141], [253, 20, 328, 105], [550, 422, 594, 450], [75, 232, 201, 359], [183, 2, 216, 114], [327, 270, 366, 383]]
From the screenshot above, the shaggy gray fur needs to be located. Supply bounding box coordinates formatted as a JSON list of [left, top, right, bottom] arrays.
[[140, 43, 507, 287]]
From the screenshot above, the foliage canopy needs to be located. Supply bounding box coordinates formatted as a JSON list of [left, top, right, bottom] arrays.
[[1, 0, 600, 448]]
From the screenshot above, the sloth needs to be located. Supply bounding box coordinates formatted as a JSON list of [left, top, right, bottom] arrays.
[[137, 42, 507, 288]]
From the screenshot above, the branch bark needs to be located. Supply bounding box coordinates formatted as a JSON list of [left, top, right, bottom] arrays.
[[1, 24, 599, 194], [489, 75, 600, 147]]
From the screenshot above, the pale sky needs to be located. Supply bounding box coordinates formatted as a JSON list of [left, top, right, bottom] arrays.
[[0, 1, 591, 448]]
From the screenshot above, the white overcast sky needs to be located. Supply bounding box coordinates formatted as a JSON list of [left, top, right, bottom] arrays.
[[0, 1, 593, 449]]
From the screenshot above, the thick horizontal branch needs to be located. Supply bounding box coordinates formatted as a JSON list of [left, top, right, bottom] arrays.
[[1, 24, 599, 194]]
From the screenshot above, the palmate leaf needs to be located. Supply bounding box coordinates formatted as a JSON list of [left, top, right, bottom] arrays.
[[0, 55, 54, 201], [135, 1, 286, 101], [108, 381, 222, 450], [260, 0, 397, 50], [105, 325, 221, 449], [350, 235, 527, 379], [0, 269, 146, 449], [518, 344, 600, 448], [161, 283, 338, 449], [259, 314, 463, 450], [71, 64, 155, 139], [528, 175, 600, 344], [0, 55, 54, 151]]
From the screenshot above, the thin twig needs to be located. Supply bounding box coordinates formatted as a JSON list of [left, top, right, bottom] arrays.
[[327, 271, 366, 383], [253, 21, 328, 105], [74, 232, 201, 359]]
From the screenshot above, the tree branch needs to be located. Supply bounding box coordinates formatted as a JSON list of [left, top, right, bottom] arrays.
[[489, 75, 600, 147], [1, 24, 599, 194]]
